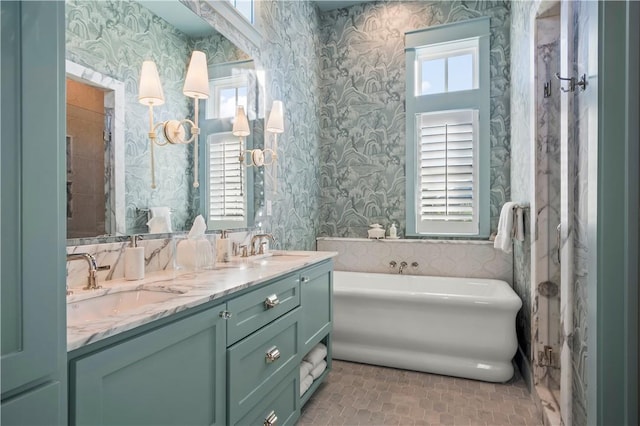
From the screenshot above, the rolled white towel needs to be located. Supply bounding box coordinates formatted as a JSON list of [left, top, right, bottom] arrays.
[[299, 361, 313, 382], [310, 360, 327, 380], [303, 343, 327, 367], [300, 374, 313, 397]]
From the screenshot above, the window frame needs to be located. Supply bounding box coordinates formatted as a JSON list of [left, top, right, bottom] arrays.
[[405, 17, 490, 237]]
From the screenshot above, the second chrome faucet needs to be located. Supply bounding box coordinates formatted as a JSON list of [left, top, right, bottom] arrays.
[[66, 253, 110, 290]]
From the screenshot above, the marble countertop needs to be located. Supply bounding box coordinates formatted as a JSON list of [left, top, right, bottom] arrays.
[[67, 250, 336, 352]]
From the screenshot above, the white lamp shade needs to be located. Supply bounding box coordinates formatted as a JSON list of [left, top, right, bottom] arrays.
[[138, 60, 165, 106], [266, 100, 284, 133], [183, 51, 209, 99], [232, 106, 250, 137]]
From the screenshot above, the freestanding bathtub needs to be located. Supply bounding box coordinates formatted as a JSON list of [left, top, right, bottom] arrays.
[[332, 271, 522, 382]]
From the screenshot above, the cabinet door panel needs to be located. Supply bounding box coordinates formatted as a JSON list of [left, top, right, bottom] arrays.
[[1, 0, 66, 401], [1, 382, 61, 426], [300, 262, 333, 352], [71, 307, 226, 426]]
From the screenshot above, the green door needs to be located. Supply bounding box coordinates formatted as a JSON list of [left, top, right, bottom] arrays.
[[1, 1, 66, 424], [70, 306, 227, 426]]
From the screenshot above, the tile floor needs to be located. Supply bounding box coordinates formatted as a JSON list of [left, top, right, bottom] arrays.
[[298, 360, 543, 426]]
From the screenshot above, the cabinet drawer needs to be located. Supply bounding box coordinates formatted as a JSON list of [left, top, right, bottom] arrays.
[[227, 273, 299, 345], [227, 308, 300, 424], [233, 369, 299, 426]]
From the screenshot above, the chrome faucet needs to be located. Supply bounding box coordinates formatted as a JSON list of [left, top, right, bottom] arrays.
[[250, 233, 275, 256], [66, 253, 110, 290], [398, 261, 408, 274]]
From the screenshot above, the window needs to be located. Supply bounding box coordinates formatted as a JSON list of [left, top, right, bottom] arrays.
[[206, 132, 247, 229], [206, 74, 248, 120], [405, 18, 490, 237], [227, 0, 254, 23], [202, 60, 255, 230]]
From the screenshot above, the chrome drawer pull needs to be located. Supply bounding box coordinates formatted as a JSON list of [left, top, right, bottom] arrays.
[[265, 346, 281, 363], [301, 276, 310, 283], [264, 411, 277, 426], [264, 294, 280, 309]]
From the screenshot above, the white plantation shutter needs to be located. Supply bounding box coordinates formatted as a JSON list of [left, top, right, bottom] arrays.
[[416, 110, 479, 235], [405, 18, 489, 237], [207, 133, 247, 228]]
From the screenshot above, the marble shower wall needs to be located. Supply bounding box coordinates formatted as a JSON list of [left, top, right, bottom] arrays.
[[317, 1, 511, 238], [510, 1, 591, 423], [509, 0, 540, 378]]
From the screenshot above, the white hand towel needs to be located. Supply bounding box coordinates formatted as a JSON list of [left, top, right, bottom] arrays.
[[149, 207, 172, 233], [494, 202, 517, 253], [310, 360, 327, 380], [303, 343, 327, 367], [300, 374, 313, 397], [299, 361, 313, 382]]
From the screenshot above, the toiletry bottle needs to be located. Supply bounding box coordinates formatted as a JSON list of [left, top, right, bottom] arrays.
[[389, 223, 397, 238], [125, 235, 145, 280], [216, 230, 231, 263]]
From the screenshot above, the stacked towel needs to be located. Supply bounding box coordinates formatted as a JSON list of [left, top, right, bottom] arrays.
[[310, 360, 327, 379], [299, 343, 328, 397], [303, 343, 327, 366]]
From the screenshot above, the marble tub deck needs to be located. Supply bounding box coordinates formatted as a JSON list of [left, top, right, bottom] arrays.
[[66, 251, 336, 351]]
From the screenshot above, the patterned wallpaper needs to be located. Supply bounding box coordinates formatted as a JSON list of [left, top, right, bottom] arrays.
[[316, 1, 511, 239], [255, 0, 324, 250]]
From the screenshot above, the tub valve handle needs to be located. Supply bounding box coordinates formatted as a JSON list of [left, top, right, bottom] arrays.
[[389, 261, 397, 269], [411, 262, 419, 268]]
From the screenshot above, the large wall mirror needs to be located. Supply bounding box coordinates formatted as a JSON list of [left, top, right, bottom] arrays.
[[65, 0, 263, 242]]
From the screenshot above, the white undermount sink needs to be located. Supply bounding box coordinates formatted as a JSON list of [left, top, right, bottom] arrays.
[[67, 289, 180, 326], [251, 252, 311, 266]]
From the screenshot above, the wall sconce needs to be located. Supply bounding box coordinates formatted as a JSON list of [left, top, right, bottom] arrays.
[[232, 105, 250, 196], [233, 101, 285, 194], [138, 51, 209, 189], [266, 100, 284, 192]]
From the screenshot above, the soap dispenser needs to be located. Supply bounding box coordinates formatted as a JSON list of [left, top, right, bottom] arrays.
[[125, 235, 145, 280], [216, 230, 231, 263]]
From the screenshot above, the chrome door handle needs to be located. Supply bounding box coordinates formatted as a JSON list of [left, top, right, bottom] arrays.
[[300, 276, 310, 283], [264, 411, 277, 426], [265, 346, 281, 363], [556, 223, 562, 264], [264, 294, 279, 309]]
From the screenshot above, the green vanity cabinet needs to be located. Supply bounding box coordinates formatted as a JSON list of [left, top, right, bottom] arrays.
[[68, 258, 333, 425], [70, 305, 227, 426]]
